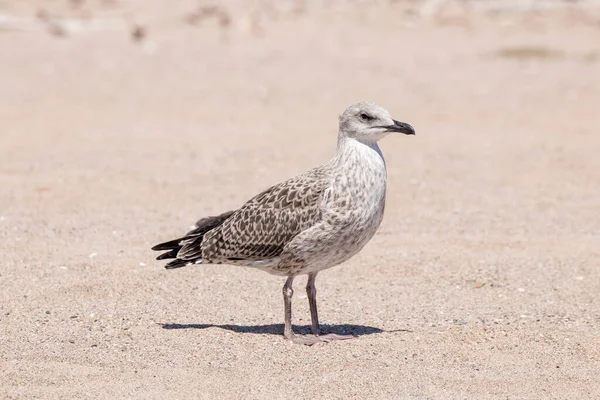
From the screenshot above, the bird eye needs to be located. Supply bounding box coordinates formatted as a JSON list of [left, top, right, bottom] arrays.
[[360, 113, 373, 121]]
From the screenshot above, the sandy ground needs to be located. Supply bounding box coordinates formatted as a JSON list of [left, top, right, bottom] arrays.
[[1, 1, 600, 398]]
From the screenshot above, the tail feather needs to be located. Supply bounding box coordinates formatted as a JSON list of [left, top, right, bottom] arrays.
[[152, 210, 234, 269], [164, 258, 196, 269], [151, 238, 185, 252], [156, 248, 179, 260]]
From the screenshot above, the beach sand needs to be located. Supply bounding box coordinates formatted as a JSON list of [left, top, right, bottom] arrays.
[[1, 1, 599, 398]]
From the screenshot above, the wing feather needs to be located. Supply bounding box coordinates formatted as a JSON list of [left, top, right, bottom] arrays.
[[178, 168, 329, 262]]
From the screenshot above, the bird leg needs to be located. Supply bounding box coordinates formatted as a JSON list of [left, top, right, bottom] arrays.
[[306, 272, 320, 335], [283, 275, 320, 345], [305, 272, 356, 343], [283, 276, 295, 340], [282, 274, 356, 345]]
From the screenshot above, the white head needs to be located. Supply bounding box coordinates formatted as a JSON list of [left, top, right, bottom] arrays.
[[338, 101, 415, 143]]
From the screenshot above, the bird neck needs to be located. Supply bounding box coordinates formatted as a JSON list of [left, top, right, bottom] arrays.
[[333, 136, 386, 167]]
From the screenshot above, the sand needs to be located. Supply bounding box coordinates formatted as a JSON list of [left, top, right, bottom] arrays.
[[1, 1, 599, 398]]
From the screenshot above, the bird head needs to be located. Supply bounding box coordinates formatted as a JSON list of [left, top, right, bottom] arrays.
[[338, 101, 415, 143]]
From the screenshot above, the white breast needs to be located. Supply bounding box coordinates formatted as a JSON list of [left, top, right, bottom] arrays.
[[296, 138, 387, 272], [328, 138, 387, 216], [274, 137, 389, 275]]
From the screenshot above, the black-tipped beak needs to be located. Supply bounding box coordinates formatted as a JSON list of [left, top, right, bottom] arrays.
[[387, 119, 415, 135]]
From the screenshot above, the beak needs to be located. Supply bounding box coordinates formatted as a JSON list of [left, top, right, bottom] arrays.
[[385, 119, 415, 135]]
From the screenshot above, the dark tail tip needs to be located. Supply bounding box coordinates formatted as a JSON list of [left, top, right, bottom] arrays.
[[156, 249, 178, 260], [152, 238, 183, 251], [164, 258, 193, 269]]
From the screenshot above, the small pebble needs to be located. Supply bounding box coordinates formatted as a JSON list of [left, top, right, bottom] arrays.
[[131, 25, 146, 42]]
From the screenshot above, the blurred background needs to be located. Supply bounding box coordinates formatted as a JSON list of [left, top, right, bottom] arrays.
[[1, 0, 599, 398]]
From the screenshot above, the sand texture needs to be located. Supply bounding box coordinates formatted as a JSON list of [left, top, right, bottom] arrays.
[[1, 1, 599, 398]]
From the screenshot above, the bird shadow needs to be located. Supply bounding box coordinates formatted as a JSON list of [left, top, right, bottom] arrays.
[[160, 322, 410, 337]]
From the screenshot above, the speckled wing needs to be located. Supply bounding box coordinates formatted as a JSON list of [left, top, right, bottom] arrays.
[[177, 168, 330, 262]]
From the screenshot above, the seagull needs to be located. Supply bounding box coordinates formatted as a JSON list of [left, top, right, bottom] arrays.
[[152, 101, 415, 345]]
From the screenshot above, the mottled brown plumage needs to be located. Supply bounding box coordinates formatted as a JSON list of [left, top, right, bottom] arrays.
[[195, 168, 329, 262], [152, 168, 329, 269]]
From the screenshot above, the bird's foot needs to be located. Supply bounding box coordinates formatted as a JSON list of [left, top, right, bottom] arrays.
[[288, 333, 356, 346]]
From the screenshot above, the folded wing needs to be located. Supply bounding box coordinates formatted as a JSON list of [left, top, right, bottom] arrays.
[[183, 169, 328, 262]]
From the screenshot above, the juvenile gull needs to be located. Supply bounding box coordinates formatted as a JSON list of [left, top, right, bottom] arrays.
[[152, 101, 415, 345]]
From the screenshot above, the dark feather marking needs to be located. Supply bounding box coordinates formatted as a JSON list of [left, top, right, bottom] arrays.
[[156, 249, 179, 260], [192, 168, 329, 262], [154, 168, 328, 269], [164, 259, 191, 269], [151, 238, 182, 251], [152, 210, 234, 264]]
